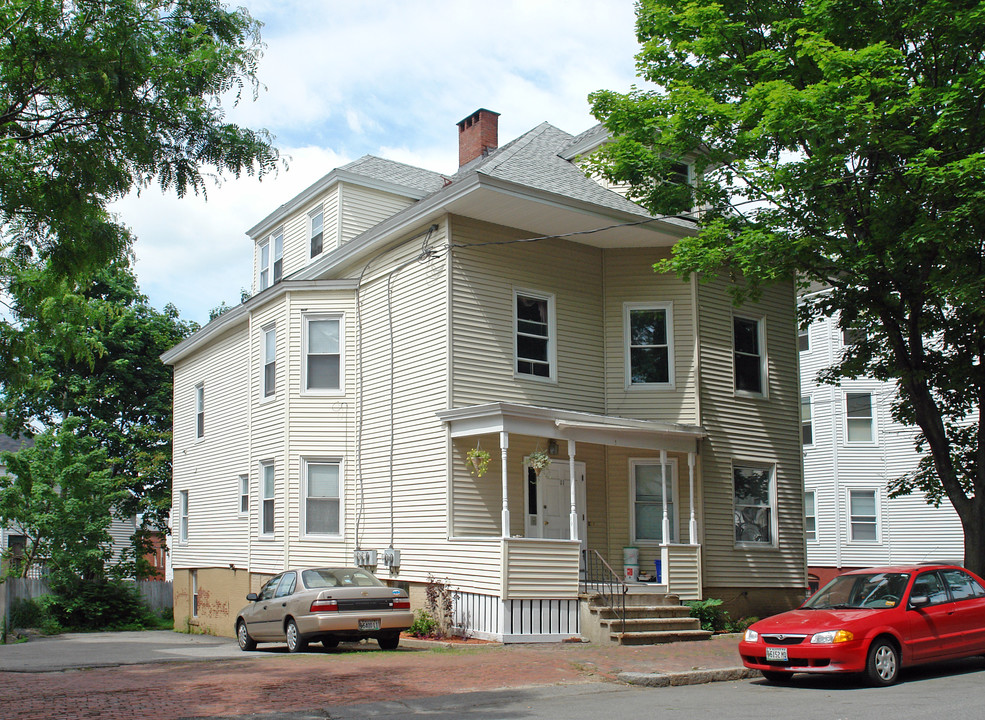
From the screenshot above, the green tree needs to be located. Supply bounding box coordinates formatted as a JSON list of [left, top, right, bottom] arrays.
[[590, 1, 985, 572], [0, 417, 122, 580], [0, 0, 278, 276], [0, 256, 196, 573]]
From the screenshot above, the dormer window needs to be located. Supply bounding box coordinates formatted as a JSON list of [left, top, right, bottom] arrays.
[[259, 230, 284, 290], [310, 209, 324, 258]]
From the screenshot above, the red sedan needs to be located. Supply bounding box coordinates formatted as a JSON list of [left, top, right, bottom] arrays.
[[739, 563, 985, 685]]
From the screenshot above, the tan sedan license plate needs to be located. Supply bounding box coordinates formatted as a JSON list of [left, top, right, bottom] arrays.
[[359, 619, 381, 631], [766, 647, 788, 662]]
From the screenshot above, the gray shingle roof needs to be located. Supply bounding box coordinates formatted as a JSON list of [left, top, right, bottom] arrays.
[[0, 432, 31, 454], [341, 156, 447, 194]]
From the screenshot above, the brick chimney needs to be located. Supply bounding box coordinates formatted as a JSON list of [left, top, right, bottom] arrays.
[[457, 109, 500, 167]]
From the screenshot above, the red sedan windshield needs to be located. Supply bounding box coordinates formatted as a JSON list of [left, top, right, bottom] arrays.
[[805, 572, 911, 610]]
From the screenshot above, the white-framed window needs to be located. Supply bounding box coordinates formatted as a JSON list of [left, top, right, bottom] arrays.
[[849, 488, 878, 541], [845, 391, 875, 443], [260, 461, 275, 536], [303, 314, 342, 392], [514, 289, 556, 381], [262, 325, 276, 398], [842, 326, 866, 346], [310, 208, 324, 258], [733, 463, 775, 546], [624, 303, 674, 387], [259, 230, 284, 290], [238, 474, 249, 516], [801, 396, 814, 446], [191, 568, 198, 618], [303, 459, 342, 537], [798, 326, 810, 352], [179, 489, 189, 543], [630, 459, 678, 544], [195, 383, 204, 439], [733, 315, 766, 396], [804, 489, 816, 541]]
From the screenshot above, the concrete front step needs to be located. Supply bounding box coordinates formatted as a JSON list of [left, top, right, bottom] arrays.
[[593, 605, 693, 620], [600, 616, 703, 633], [613, 628, 713, 645]]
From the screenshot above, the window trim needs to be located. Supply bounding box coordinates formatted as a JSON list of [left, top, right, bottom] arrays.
[[733, 314, 767, 398], [258, 229, 284, 290], [801, 395, 814, 447], [804, 489, 817, 542], [629, 458, 679, 545], [302, 313, 344, 395], [513, 288, 557, 383], [259, 460, 275, 538], [732, 462, 777, 548], [848, 487, 880, 543], [798, 326, 810, 353], [258, 237, 270, 290], [238, 474, 249, 517], [302, 457, 344, 539], [262, 324, 277, 399], [194, 383, 204, 440], [623, 302, 675, 389], [309, 206, 324, 258], [844, 390, 877, 445], [178, 489, 189, 544]]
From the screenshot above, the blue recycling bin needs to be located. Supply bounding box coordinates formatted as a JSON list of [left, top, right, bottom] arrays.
[[654, 559, 662, 583]]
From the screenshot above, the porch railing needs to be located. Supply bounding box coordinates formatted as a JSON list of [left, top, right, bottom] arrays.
[[580, 549, 627, 635]]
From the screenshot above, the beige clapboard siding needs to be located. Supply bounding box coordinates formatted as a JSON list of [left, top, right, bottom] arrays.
[[696, 277, 804, 588], [503, 539, 581, 599], [171, 322, 251, 570], [666, 544, 701, 599], [339, 184, 415, 245], [602, 247, 698, 424], [449, 216, 605, 413]]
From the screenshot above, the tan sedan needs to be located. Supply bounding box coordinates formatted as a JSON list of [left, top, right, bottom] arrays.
[[235, 567, 414, 652]]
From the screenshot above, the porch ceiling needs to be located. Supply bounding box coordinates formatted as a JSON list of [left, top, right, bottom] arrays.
[[437, 402, 705, 454]]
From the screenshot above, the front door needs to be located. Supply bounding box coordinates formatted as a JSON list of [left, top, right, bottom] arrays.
[[526, 459, 587, 547]]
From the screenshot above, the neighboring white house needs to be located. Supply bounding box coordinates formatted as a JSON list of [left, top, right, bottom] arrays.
[[163, 109, 805, 642], [799, 304, 965, 591]]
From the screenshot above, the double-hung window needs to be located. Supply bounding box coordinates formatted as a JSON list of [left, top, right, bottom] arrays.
[[733, 316, 765, 395], [304, 315, 342, 392], [801, 396, 814, 446], [849, 489, 878, 541], [798, 326, 810, 352], [239, 475, 249, 516], [260, 461, 275, 536], [262, 325, 276, 397], [259, 231, 284, 290], [304, 459, 341, 536], [625, 303, 673, 386], [179, 489, 189, 543], [804, 490, 817, 541], [733, 464, 775, 545], [514, 290, 555, 380], [631, 460, 677, 544], [195, 384, 204, 439], [846, 392, 874, 443], [310, 208, 324, 258]]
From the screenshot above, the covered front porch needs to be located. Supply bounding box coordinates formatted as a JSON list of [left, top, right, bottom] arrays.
[[438, 402, 706, 641]]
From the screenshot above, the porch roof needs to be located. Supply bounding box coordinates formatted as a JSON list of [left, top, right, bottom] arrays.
[[436, 402, 705, 454]]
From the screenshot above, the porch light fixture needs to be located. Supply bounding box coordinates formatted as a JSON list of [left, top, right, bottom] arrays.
[[548, 439, 559, 456]]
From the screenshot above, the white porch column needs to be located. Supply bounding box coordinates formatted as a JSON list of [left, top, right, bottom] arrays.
[[660, 449, 670, 545], [688, 452, 698, 543], [500, 431, 510, 539], [568, 439, 578, 540]]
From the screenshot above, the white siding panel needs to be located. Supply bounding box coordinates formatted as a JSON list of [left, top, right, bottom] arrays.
[[339, 184, 415, 245]]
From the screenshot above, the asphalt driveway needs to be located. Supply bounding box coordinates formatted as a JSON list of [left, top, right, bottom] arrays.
[[0, 630, 262, 671]]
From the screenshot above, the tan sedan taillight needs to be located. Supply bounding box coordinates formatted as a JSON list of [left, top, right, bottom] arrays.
[[310, 598, 339, 612], [392, 599, 410, 610]]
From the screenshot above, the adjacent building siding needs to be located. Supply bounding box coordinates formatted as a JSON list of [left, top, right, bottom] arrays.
[[696, 277, 805, 591]]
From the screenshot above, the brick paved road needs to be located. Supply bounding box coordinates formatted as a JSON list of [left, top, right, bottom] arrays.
[[0, 636, 744, 719]]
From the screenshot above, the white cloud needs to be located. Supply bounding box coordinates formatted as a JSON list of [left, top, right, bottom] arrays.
[[115, 0, 643, 324]]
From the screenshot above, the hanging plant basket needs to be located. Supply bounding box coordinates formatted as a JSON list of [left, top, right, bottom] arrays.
[[466, 447, 491, 478], [529, 450, 551, 476]]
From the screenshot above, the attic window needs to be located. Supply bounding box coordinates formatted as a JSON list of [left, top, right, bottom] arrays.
[[310, 209, 324, 258]]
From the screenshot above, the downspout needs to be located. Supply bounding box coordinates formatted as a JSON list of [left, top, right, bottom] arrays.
[[283, 291, 292, 570], [247, 308, 255, 575], [829, 315, 843, 570]]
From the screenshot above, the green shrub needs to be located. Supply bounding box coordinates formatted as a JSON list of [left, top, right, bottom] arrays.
[[685, 597, 726, 632], [408, 609, 438, 638], [45, 576, 156, 631], [10, 596, 62, 634]]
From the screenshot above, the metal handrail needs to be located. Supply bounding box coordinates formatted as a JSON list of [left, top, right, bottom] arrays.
[[580, 549, 628, 635]]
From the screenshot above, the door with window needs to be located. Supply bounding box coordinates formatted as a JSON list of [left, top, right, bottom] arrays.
[[525, 460, 586, 547]]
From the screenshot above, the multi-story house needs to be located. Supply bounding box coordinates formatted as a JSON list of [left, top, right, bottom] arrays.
[[799, 303, 965, 591], [163, 109, 805, 642]]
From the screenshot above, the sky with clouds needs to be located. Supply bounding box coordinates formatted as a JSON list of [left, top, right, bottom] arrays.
[[111, 0, 644, 325]]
